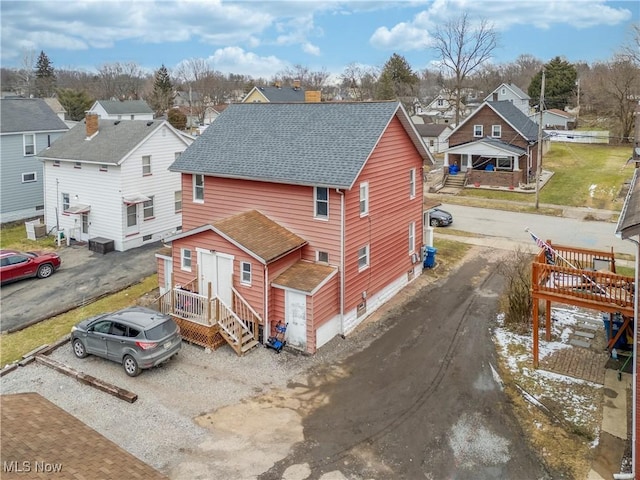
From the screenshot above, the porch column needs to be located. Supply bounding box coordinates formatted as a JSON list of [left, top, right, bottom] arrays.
[[513, 155, 521, 171], [465, 154, 473, 170], [443, 152, 450, 167]]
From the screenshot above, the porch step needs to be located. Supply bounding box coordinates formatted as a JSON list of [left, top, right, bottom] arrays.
[[241, 340, 259, 353], [444, 174, 466, 188]]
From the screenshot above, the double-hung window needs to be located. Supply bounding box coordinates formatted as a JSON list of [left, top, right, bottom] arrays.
[[491, 125, 501, 138], [142, 155, 151, 176], [23, 134, 35, 155], [359, 182, 369, 216], [473, 125, 483, 137], [357, 245, 369, 271], [181, 248, 192, 271], [143, 196, 154, 220], [315, 187, 328, 219], [408, 222, 415, 254], [193, 174, 204, 202], [241, 262, 252, 285], [409, 168, 416, 199], [174, 191, 182, 213], [62, 193, 70, 211]]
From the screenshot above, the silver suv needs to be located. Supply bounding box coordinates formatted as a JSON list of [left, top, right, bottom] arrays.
[[71, 306, 182, 377]]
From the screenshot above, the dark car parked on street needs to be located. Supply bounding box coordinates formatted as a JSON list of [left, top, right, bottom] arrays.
[[0, 249, 61, 285], [426, 208, 453, 227], [71, 306, 182, 376]]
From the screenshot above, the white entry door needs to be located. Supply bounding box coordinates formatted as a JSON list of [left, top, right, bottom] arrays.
[[198, 250, 233, 306], [285, 290, 307, 350]]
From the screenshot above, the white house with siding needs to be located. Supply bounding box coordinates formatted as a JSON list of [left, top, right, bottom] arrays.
[[38, 114, 194, 251], [88, 100, 154, 121]]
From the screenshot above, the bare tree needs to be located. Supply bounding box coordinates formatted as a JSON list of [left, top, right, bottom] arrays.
[[430, 12, 498, 124], [340, 63, 378, 101], [583, 56, 640, 143], [16, 49, 37, 97], [621, 23, 640, 65], [96, 62, 146, 99]]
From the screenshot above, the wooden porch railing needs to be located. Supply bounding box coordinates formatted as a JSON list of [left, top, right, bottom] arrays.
[[157, 282, 261, 355]]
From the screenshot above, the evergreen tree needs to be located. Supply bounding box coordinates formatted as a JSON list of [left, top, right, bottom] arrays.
[[56, 88, 93, 121], [528, 57, 577, 111], [375, 53, 419, 103], [149, 64, 174, 116], [167, 108, 187, 130], [34, 51, 56, 97]]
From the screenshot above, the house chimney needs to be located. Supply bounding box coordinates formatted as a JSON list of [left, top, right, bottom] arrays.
[[85, 113, 99, 138]]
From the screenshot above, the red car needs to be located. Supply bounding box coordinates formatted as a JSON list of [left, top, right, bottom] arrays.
[[0, 249, 61, 285]]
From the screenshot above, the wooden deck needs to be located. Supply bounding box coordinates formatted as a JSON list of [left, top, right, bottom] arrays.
[[158, 280, 261, 356], [531, 242, 635, 367]]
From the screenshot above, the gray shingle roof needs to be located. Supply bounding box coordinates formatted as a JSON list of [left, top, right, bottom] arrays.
[[169, 101, 425, 189], [616, 167, 640, 239], [246, 86, 306, 103], [0, 98, 69, 133], [94, 100, 153, 115], [38, 119, 165, 164], [488, 101, 539, 141]]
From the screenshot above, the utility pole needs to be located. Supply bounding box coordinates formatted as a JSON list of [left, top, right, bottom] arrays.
[[535, 69, 546, 210], [575, 78, 580, 126]]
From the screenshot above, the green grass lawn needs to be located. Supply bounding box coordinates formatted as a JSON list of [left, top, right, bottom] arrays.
[[459, 143, 634, 211]]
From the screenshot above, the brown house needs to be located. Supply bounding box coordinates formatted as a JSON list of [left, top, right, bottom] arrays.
[[444, 101, 547, 189]]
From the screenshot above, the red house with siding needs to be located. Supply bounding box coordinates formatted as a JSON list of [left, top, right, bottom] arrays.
[[156, 101, 434, 355]]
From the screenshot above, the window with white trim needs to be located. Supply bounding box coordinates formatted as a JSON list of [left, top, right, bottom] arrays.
[[241, 262, 252, 285], [408, 221, 415, 254], [23, 134, 35, 155], [193, 174, 204, 202], [74, 162, 81, 169], [357, 244, 369, 270], [62, 193, 70, 211], [181, 248, 192, 271], [473, 125, 483, 137], [496, 158, 513, 170], [317, 251, 329, 263], [100, 164, 108, 172], [143, 196, 154, 220], [359, 182, 369, 216], [174, 191, 182, 213], [491, 125, 501, 138], [142, 155, 151, 176], [409, 168, 416, 199], [126, 204, 137, 227], [53, 160, 60, 167], [315, 187, 328, 219], [22, 172, 37, 183]]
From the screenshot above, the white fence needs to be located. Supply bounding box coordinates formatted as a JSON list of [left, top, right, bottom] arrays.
[[546, 130, 609, 144]]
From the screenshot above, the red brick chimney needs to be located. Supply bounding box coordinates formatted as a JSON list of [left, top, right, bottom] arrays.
[[85, 113, 99, 138]]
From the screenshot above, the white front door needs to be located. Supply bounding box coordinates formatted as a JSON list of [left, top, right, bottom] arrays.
[[198, 250, 233, 306], [125, 204, 138, 235], [161, 258, 173, 295], [285, 290, 307, 350]]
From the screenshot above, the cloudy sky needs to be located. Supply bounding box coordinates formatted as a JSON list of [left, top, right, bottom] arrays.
[[1, 0, 637, 81]]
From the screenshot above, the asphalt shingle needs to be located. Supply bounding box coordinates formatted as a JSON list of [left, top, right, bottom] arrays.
[[0, 98, 68, 134], [169, 101, 405, 189]]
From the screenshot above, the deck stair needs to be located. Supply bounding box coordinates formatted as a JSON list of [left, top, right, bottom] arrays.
[[569, 314, 602, 349]]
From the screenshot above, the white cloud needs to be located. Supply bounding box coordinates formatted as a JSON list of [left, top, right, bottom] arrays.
[[302, 43, 321, 56], [208, 46, 289, 79]]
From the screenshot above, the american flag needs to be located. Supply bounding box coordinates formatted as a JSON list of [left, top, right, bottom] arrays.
[[529, 232, 549, 250]]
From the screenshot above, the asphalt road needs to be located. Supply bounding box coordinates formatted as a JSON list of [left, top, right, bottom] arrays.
[[440, 203, 636, 256], [258, 248, 554, 479], [0, 241, 159, 333]]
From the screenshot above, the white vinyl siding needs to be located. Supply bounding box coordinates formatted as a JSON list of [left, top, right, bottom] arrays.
[[42, 123, 190, 251]]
